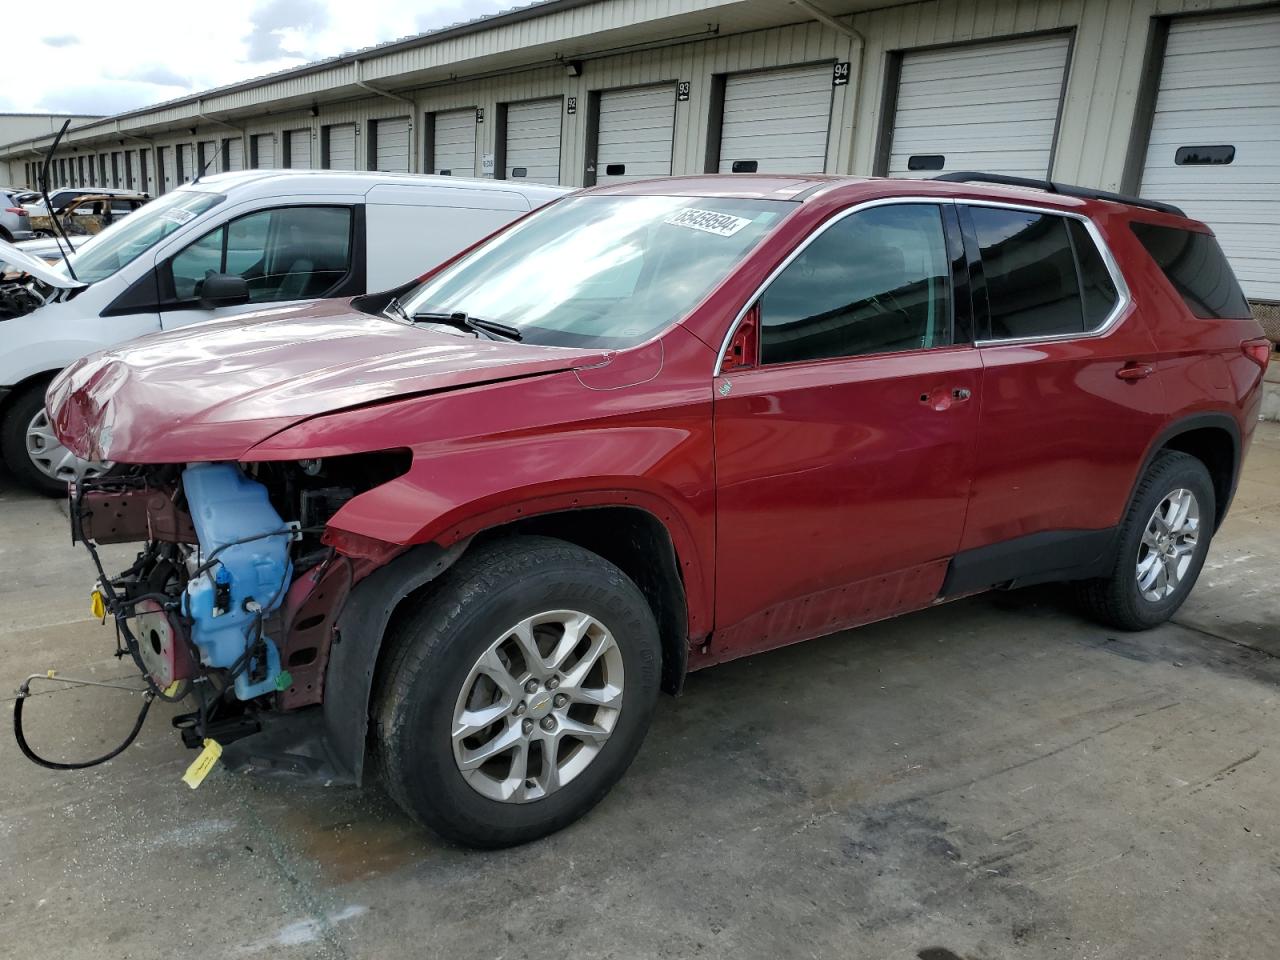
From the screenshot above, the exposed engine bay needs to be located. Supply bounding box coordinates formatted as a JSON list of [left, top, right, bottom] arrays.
[[1, 239, 81, 319], [1, 269, 59, 319], [35, 452, 411, 774]]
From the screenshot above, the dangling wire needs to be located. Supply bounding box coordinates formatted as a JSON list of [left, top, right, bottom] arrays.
[[12, 674, 155, 771]]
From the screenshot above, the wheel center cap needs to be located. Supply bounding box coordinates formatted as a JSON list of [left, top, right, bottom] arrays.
[[525, 692, 553, 720]]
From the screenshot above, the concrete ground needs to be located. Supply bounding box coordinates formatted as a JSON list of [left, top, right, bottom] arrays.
[[1, 425, 1277, 960]]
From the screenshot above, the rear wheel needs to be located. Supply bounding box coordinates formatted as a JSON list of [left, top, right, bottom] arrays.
[[374, 535, 662, 848], [1, 383, 112, 495], [1077, 450, 1215, 630]]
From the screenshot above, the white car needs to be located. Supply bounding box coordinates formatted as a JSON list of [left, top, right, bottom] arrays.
[[0, 170, 569, 493]]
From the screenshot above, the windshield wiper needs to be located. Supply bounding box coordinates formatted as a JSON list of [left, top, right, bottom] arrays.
[[411, 310, 523, 342]]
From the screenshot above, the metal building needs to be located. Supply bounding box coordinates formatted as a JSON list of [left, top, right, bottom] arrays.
[[1, 0, 1276, 307]]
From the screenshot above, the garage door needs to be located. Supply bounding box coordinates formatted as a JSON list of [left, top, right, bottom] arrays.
[[1139, 10, 1280, 302], [178, 144, 193, 182], [287, 129, 312, 169], [376, 117, 410, 172], [886, 35, 1072, 178], [326, 124, 357, 170], [226, 138, 244, 171], [160, 147, 176, 193], [718, 64, 832, 174], [433, 109, 477, 176], [595, 85, 676, 185], [505, 98, 562, 184], [253, 134, 275, 169]]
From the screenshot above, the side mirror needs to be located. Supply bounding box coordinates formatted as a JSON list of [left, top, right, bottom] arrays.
[[198, 272, 250, 308]]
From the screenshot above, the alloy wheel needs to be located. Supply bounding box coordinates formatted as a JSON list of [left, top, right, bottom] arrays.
[[1136, 487, 1200, 602], [451, 609, 624, 804]]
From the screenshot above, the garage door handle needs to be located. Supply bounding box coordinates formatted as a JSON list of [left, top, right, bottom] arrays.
[[1116, 364, 1154, 381]]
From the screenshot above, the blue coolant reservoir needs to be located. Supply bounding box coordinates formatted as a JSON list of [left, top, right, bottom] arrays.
[[182, 462, 294, 701]]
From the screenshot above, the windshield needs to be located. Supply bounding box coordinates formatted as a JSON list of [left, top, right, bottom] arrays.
[[66, 189, 225, 284], [399, 195, 790, 348]]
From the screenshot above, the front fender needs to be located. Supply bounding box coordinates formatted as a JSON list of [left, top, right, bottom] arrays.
[[246, 360, 717, 638]]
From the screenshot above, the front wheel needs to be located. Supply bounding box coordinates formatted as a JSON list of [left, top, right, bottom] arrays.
[[1077, 450, 1216, 631], [374, 535, 662, 848]]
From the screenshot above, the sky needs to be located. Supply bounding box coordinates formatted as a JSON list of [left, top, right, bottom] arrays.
[[0, 0, 507, 116]]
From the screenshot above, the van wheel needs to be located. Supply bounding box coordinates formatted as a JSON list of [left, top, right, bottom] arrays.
[[1, 383, 113, 495], [374, 535, 662, 848], [1077, 451, 1215, 631]]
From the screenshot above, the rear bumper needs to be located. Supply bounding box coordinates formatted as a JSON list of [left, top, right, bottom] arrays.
[[7, 230, 35, 242]]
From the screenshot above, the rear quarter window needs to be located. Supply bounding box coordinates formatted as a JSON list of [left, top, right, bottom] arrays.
[[1129, 221, 1251, 319]]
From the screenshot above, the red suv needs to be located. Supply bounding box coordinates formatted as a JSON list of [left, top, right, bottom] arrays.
[[40, 174, 1269, 847]]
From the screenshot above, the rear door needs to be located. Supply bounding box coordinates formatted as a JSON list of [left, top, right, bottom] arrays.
[[712, 201, 980, 662], [955, 202, 1165, 587]]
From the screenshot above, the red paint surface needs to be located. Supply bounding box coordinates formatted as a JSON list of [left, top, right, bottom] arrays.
[[48, 176, 1268, 671]]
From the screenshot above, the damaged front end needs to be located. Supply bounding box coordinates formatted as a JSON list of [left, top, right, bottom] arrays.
[[61, 451, 414, 782]]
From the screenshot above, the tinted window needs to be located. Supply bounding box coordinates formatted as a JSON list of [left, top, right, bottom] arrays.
[[169, 206, 352, 304], [1067, 219, 1119, 329], [760, 204, 952, 365], [971, 207, 1083, 339], [1129, 221, 1251, 319]]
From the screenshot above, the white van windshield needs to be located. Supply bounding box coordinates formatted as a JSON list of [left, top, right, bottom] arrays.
[[67, 190, 226, 284]]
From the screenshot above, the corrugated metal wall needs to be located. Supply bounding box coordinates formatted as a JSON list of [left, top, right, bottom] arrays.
[[9, 0, 1267, 195]]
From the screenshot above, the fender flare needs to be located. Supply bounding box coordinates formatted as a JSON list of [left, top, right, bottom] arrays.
[[321, 540, 469, 784], [1132, 412, 1242, 525]]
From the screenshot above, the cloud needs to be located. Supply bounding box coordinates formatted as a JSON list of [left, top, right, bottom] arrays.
[[41, 34, 79, 47], [117, 64, 191, 88], [243, 0, 329, 62], [37, 81, 176, 116]]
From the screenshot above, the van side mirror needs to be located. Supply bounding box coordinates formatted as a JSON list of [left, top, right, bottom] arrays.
[[199, 273, 250, 308]]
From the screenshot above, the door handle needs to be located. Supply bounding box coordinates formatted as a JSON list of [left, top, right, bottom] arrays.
[[1116, 363, 1155, 382], [919, 387, 972, 411]]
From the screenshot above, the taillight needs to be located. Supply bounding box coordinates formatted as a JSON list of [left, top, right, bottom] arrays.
[[1242, 338, 1273, 370], [5, 207, 24, 215]]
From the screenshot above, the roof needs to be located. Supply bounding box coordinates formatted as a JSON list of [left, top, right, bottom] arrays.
[[589, 175, 859, 201], [178, 168, 572, 202]]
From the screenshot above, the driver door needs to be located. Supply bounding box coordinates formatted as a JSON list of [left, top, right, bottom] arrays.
[[157, 204, 358, 330], [710, 201, 981, 663]]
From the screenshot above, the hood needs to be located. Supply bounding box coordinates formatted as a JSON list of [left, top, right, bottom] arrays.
[[0, 237, 85, 289], [48, 298, 607, 463]]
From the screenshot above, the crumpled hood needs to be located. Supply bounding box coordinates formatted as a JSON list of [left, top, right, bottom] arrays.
[[48, 298, 606, 463]]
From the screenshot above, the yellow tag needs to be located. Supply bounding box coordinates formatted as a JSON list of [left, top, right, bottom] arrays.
[[182, 739, 223, 790], [90, 589, 106, 621], [163, 680, 182, 698]]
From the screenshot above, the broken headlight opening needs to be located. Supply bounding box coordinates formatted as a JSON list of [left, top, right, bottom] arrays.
[[11, 451, 410, 775]]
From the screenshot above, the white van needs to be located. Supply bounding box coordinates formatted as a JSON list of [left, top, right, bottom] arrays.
[[0, 170, 569, 492]]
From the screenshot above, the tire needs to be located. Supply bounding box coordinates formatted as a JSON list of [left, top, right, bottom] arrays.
[[0, 227, 11, 243], [374, 535, 662, 848], [1077, 450, 1216, 631]]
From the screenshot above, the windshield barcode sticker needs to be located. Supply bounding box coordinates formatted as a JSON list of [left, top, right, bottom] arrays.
[[160, 208, 197, 225], [664, 208, 753, 237]]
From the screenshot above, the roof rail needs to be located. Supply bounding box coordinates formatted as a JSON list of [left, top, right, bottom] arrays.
[[931, 171, 1186, 218]]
